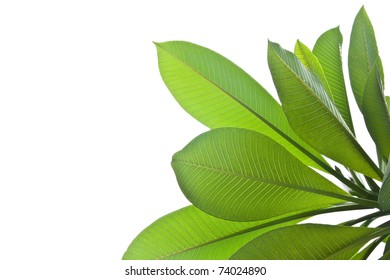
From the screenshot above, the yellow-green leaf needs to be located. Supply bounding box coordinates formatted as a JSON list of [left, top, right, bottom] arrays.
[[155, 41, 328, 171], [294, 40, 333, 101], [122, 206, 303, 260]]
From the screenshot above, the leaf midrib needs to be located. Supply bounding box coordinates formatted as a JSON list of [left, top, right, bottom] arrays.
[[157, 42, 330, 172], [156, 42, 277, 123], [173, 159, 349, 201]]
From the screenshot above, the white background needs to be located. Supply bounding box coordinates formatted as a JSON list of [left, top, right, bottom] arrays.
[[0, 0, 389, 279]]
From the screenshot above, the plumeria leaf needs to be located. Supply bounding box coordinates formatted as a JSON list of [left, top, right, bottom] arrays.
[[313, 27, 355, 133], [362, 62, 390, 158], [122, 206, 303, 260], [267, 41, 382, 180], [230, 224, 382, 260], [155, 41, 328, 171], [172, 128, 352, 222], [349, 6, 384, 110]]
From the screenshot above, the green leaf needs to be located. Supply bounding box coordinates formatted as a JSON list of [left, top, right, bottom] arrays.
[[122, 206, 303, 260], [351, 235, 387, 260], [172, 128, 352, 222], [383, 238, 390, 259], [378, 159, 390, 211], [267, 41, 382, 180], [380, 250, 390, 260], [362, 63, 390, 158], [351, 243, 372, 260], [155, 41, 327, 171], [313, 27, 355, 134], [230, 224, 381, 260], [349, 6, 384, 110], [294, 40, 333, 100]]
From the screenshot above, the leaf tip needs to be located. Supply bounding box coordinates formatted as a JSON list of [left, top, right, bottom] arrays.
[[357, 5, 369, 18]]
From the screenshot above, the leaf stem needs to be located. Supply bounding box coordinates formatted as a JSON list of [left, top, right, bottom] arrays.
[[365, 176, 381, 193], [349, 168, 367, 190], [339, 210, 386, 226], [238, 204, 369, 235], [378, 220, 390, 228], [339, 196, 379, 208]]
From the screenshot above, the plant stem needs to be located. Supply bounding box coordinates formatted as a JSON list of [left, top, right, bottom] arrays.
[[349, 168, 366, 189], [365, 176, 381, 193], [340, 210, 386, 226], [230, 204, 369, 240], [378, 220, 390, 228], [361, 218, 374, 227], [331, 193, 379, 208]]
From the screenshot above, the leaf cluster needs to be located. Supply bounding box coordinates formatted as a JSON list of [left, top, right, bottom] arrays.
[[123, 6, 390, 260]]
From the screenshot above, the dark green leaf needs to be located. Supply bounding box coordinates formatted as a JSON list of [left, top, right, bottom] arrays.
[[378, 159, 390, 211], [351, 235, 387, 259], [267, 41, 382, 180], [230, 224, 380, 260], [380, 251, 390, 260], [313, 27, 355, 133], [383, 238, 390, 259], [172, 128, 352, 221], [362, 62, 390, 158], [349, 6, 384, 110], [351, 243, 373, 260], [155, 41, 327, 171]]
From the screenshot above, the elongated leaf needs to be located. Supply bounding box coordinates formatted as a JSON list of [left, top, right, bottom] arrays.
[[122, 206, 303, 260], [349, 6, 384, 110], [362, 63, 390, 158], [378, 159, 390, 211], [294, 40, 333, 99], [380, 250, 390, 260], [351, 235, 388, 260], [230, 224, 380, 260], [155, 41, 327, 171], [384, 238, 390, 259], [313, 27, 355, 133], [172, 128, 351, 222], [268, 41, 382, 180]]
